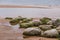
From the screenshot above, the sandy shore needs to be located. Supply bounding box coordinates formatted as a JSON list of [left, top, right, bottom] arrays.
[[0, 18, 58, 40], [0, 5, 59, 8]]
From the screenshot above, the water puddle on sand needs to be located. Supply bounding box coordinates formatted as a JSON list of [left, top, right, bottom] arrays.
[[0, 22, 24, 40], [0, 22, 58, 40]]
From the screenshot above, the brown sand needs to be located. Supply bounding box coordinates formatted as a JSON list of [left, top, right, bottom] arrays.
[[24, 36, 57, 40], [0, 19, 58, 40], [0, 5, 50, 8]]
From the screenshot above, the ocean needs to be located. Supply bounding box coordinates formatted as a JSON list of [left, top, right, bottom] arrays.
[[0, 0, 60, 19], [0, 8, 60, 19]]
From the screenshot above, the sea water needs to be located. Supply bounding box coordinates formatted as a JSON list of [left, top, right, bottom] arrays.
[[0, 8, 60, 19]]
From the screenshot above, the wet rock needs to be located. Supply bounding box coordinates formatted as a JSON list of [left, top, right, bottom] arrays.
[[56, 26, 60, 34], [31, 21, 41, 26], [19, 23, 33, 28], [47, 21, 53, 25], [9, 19, 19, 25], [22, 18, 32, 23], [14, 16, 23, 21], [56, 26, 60, 30], [39, 25, 52, 31], [19, 21, 40, 28], [23, 27, 42, 36], [40, 17, 51, 25], [43, 29, 59, 38], [52, 19, 60, 26], [5, 17, 13, 20]]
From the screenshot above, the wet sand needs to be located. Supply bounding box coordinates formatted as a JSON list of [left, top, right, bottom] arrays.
[[0, 5, 59, 8], [0, 5, 50, 8], [24, 36, 57, 40], [0, 18, 58, 40]]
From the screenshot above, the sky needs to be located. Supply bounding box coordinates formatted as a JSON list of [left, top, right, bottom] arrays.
[[0, 0, 60, 18], [0, 0, 60, 5]]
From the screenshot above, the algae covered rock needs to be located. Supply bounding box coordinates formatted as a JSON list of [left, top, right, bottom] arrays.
[[19, 21, 40, 28], [43, 29, 59, 38], [9, 19, 19, 25], [39, 25, 52, 31], [5, 17, 13, 20], [32, 21, 41, 26], [22, 18, 32, 23], [40, 17, 51, 24], [23, 27, 42, 36], [14, 16, 23, 21], [19, 23, 33, 28], [9, 16, 23, 25], [52, 19, 60, 26]]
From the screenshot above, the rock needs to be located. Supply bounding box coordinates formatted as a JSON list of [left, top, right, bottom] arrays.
[[19, 23, 33, 28], [31, 21, 41, 26], [47, 21, 52, 25], [43, 29, 59, 38], [19, 18, 33, 23], [9, 19, 19, 25], [39, 25, 52, 31], [5, 17, 13, 20], [56, 26, 60, 34], [52, 19, 60, 26], [23, 27, 42, 36], [40, 17, 51, 25], [56, 26, 60, 30], [19, 21, 40, 28]]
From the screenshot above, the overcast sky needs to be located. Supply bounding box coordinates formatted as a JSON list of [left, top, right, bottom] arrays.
[[0, 0, 60, 5]]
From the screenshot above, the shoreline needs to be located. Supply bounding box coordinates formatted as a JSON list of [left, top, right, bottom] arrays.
[[0, 5, 59, 8]]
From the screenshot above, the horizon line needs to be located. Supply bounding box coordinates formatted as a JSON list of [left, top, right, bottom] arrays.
[[0, 5, 51, 8]]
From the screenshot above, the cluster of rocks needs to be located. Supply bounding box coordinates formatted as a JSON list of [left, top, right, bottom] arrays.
[[23, 26, 60, 38], [22, 18, 60, 38], [6, 16, 60, 38]]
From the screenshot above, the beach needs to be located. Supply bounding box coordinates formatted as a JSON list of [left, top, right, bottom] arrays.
[[0, 5, 60, 40], [0, 5, 60, 19], [0, 18, 58, 40], [0, 0, 60, 40]]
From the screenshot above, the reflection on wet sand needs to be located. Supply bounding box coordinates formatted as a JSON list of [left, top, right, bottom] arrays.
[[0, 18, 58, 40]]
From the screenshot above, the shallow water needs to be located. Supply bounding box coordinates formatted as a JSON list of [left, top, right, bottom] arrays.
[[0, 8, 60, 19]]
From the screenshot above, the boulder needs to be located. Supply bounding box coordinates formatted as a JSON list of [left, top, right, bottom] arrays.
[[43, 29, 59, 38], [20, 18, 33, 23], [5, 17, 13, 20], [56, 26, 60, 34], [39, 25, 52, 31], [9, 19, 19, 25], [40, 17, 51, 25], [20, 23, 33, 28], [23, 27, 42, 36], [31, 21, 41, 26], [47, 21, 52, 25], [52, 19, 60, 26]]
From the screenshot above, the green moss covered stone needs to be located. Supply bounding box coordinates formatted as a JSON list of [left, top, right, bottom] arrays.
[[5, 17, 13, 20], [9, 19, 19, 25], [20, 23, 33, 28], [43, 29, 59, 38], [39, 25, 52, 31], [23, 27, 42, 36], [40, 17, 51, 24]]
